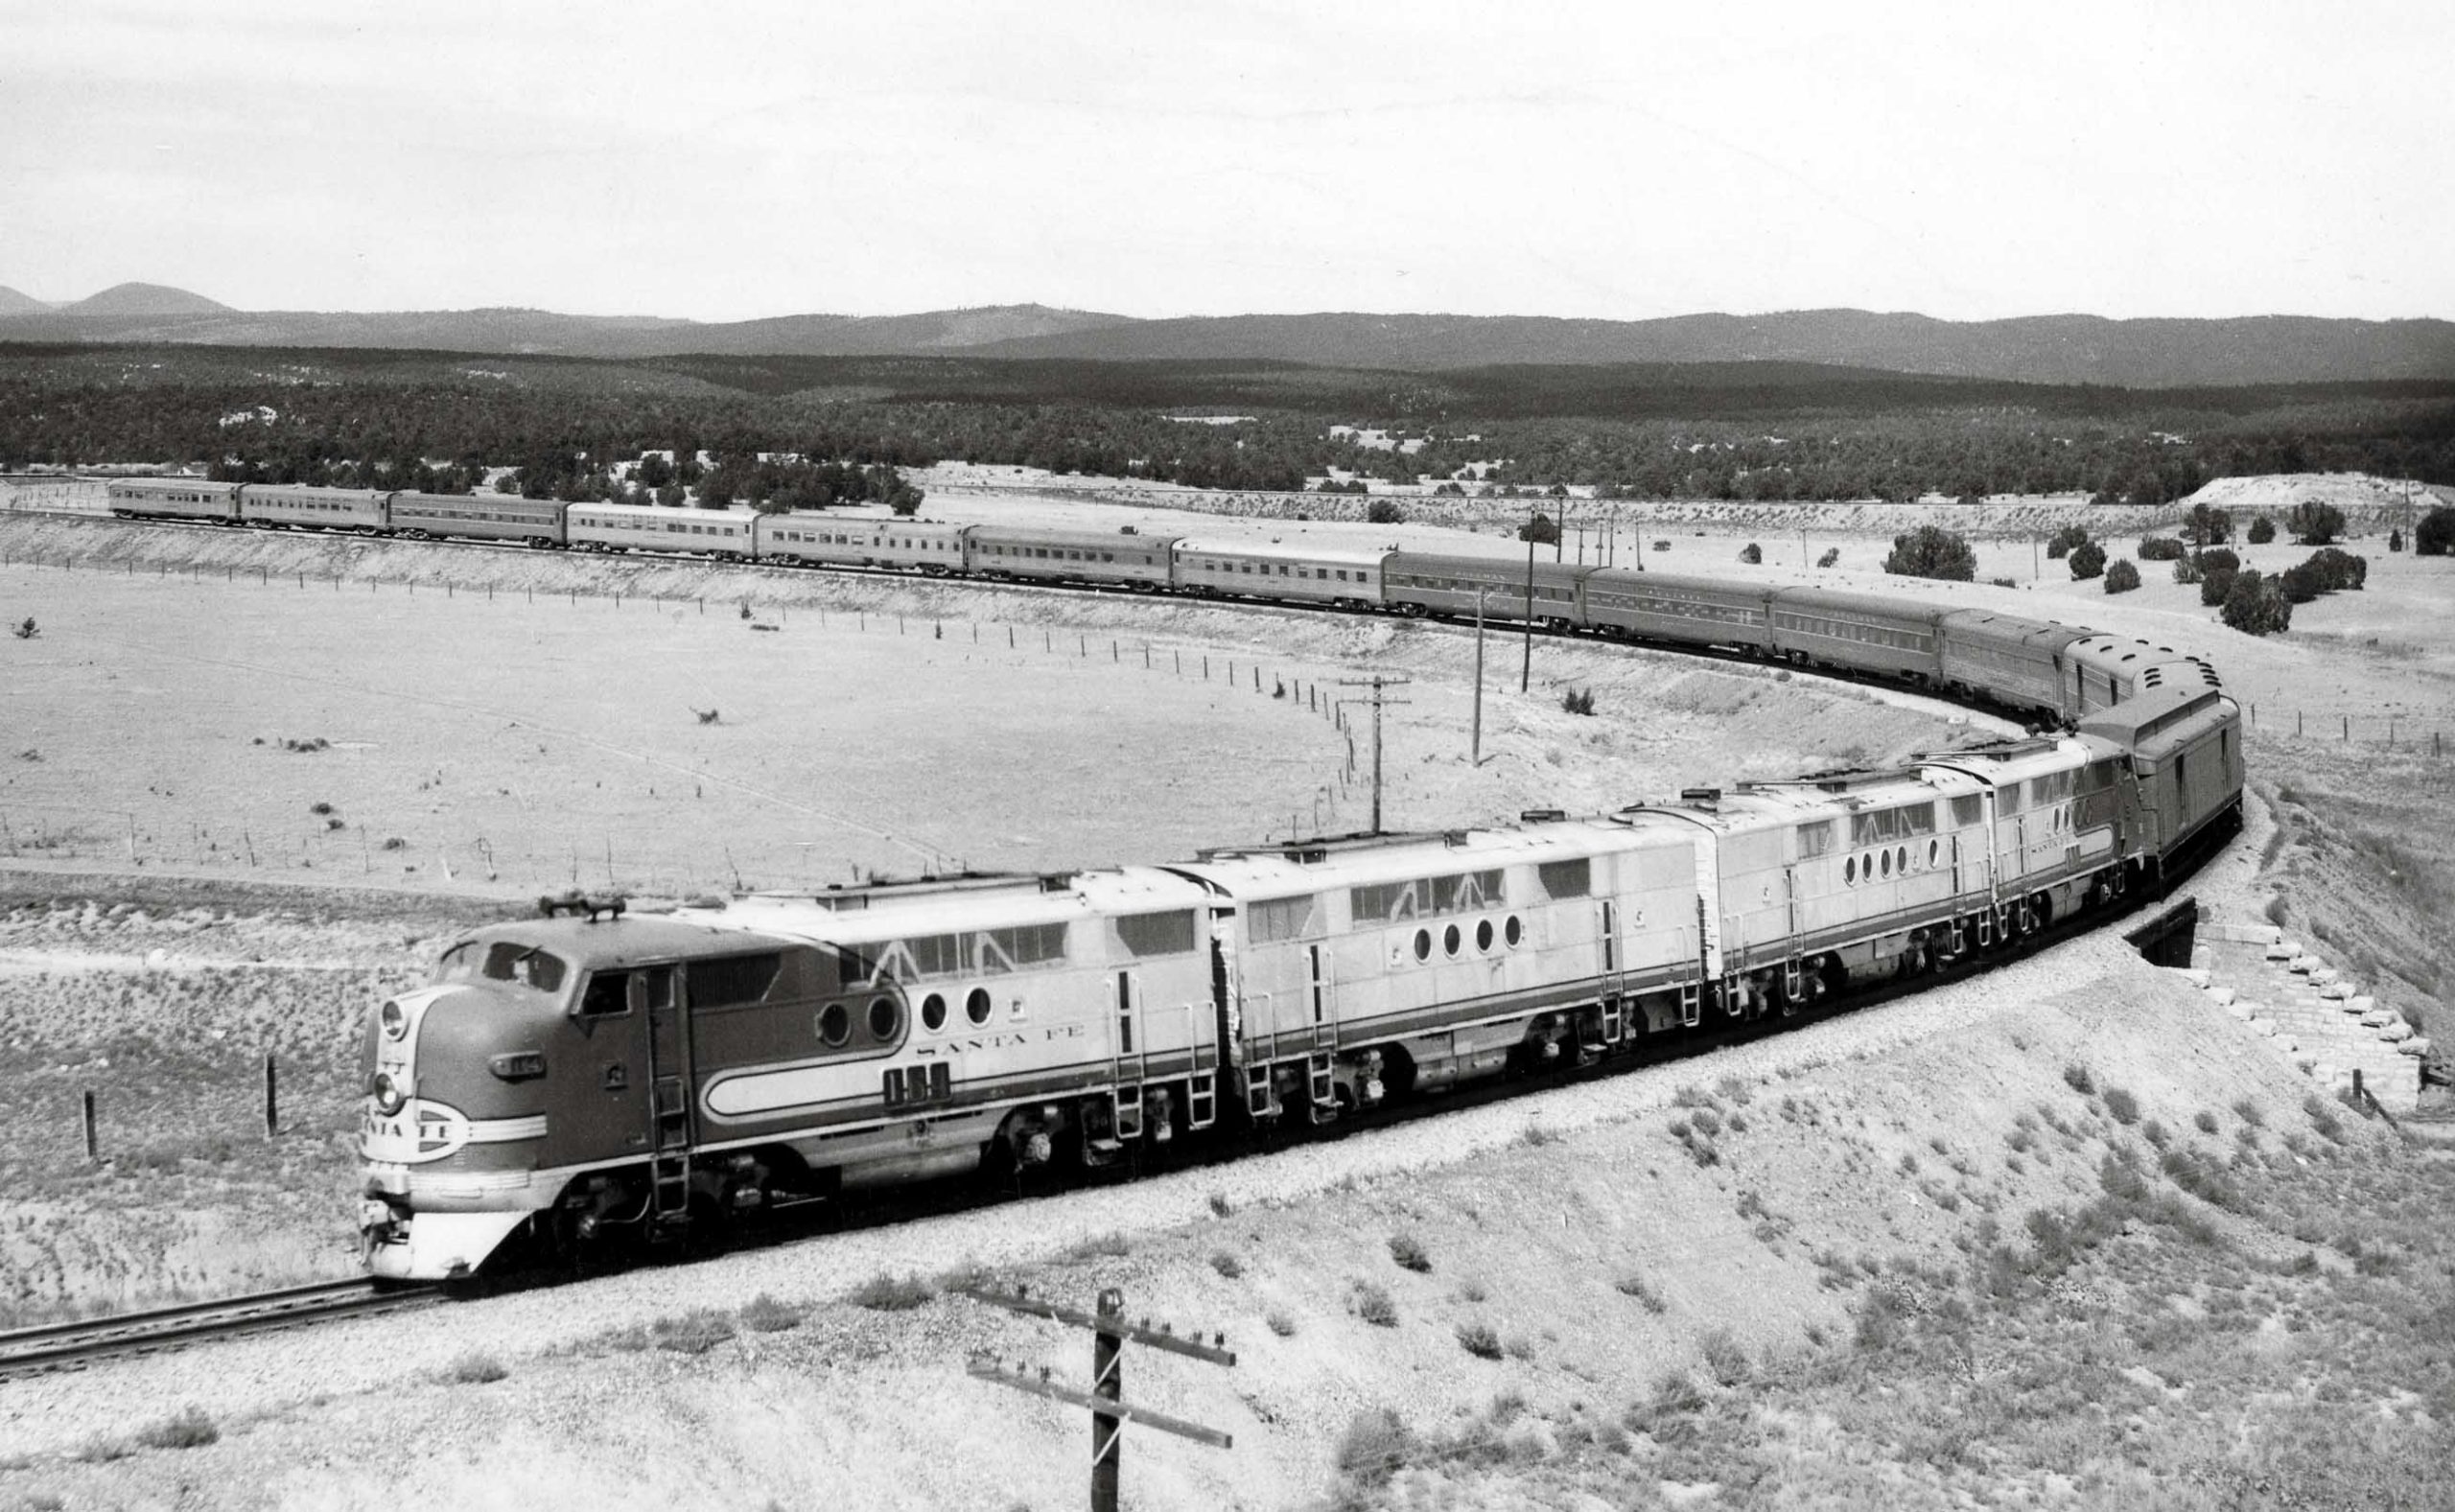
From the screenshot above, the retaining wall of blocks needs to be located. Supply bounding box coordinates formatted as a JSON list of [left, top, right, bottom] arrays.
[[2178, 919, 2425, 1114]]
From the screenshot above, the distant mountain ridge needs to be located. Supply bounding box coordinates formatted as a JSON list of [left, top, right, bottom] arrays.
[[2, 283, 2450, 386]]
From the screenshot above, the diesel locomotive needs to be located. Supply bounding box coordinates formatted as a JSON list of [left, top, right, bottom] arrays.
[[359, 661, 2240, 1279]]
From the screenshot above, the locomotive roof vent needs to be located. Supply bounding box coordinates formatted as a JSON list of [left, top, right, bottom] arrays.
[[1518, 808, 1567, 824], [1442, 829, 1470, 847], [1679, 787, 1722, 806], [1038, 872, 1077, 893]]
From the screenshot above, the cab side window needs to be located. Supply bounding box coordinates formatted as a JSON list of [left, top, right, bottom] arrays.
[[579, 970, 633, 1018]]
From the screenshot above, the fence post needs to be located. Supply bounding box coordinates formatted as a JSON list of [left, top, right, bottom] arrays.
[[2343, 715, 2350, 742], [82, 1089, 97, 1160], [264, 1053, 278, 1138]]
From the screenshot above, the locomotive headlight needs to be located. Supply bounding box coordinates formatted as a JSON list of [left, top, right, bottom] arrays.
[[372, 1070, 409, 1115], [379, 1000, 409, 1041]]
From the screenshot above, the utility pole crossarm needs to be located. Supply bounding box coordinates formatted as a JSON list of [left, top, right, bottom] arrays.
[[968, 1360, 1235, 1449], [958, 1285, 1239, 1365]]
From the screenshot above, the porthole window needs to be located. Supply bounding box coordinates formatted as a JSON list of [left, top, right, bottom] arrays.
[[1414, 928, 1433, 963], [1896, 846, 1908, 874], [1880, 850, 1892, 878], [1929, 840, 1940, 867], [818, 1003, 851, 1047], [921, 992, 947, 1032], [1505, 915, 1523, 947], [1476, 919, 1495, 952], [1444, 923, 1462, 958], [869, 997, 902, 1040], [1845, 856, 1858, 884], [966, 987, 993, 1026]]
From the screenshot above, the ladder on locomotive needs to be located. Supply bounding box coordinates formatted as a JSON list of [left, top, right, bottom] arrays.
[[644, 965, 692, 1228]]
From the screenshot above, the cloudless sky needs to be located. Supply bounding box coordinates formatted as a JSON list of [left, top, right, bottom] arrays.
[[2, 0, 2447, 323]]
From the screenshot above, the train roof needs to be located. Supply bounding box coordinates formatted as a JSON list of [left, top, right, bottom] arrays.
[[1940, 609, 2093, 649], [1172, 539, 1391, 569], [567, 500, 757, 521], [1173, 819, 1672, 897], [241, 482, 388, 501], [682, 866, 1210, 942], [1582, 570, 1771, 602], [2075, 686, 2236, 752], [1768, 586, 1947, 623], [109, 476, 235, 493], [452, 914, 803, 969], [964, 523, 1181, 551], [1383, 549, 1601, 584], [1913, 733, 2096, 781]]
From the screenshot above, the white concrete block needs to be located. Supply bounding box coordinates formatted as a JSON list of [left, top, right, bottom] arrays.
[[2321, 982, 2354, 1001], [2379, 1020, 2413, 1043], [2190, 945, 2214, 971], [2210, 987, 2236, 1008], [2361, 1009, 2397, 1028]]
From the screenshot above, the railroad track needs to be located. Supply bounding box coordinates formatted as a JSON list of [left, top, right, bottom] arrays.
[[0, 1277, 439, 1381]]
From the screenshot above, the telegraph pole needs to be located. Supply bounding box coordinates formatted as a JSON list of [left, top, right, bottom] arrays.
[[964, 1284, 1236, 1512], [1521, 524, 1537, 693], [1472, 589, 1487, 765], [1338, 676, 1413, 833]]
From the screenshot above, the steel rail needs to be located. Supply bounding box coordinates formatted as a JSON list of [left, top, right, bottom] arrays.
[[0, 1278, 438, 1381]]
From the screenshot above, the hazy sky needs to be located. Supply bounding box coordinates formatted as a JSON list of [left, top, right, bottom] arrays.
[[3, 1, 2448, 323]]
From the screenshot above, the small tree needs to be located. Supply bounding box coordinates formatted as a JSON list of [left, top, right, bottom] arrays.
[[2069, 541, 2107, 580], [2389, 527, 2405, 552], [1519, 512, 1559, 546], [2172, 555, 2203, 585], [2104, 559, 2140, 593], [1816, 547, 1839, 569], [12, 616, 35, 640], [1366, 500, 1404, 525], [2138, 536, 2186, 561], [2286, 500, 2345, 546], [1883, 525, 1976, 582], [2184, 501, 2233, 547], [2221, 569, 2292, 636], [2248, 514, 2277, 545], [2198, 547, 2239, 574], [2199, 567, 2237, 607], [2303, 547, 2367, 592], [2046, 523, 2090, 560], [2418, 505, 2455, 556], [1739, 542, 1762, 564]]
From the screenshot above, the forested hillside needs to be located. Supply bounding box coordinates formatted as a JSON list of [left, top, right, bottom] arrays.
[[3, 344, 2449, 504]]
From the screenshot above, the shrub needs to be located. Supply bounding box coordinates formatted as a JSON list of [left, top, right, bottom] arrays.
[[1208, 1250, 1243, 1279], [2104, 559, 2140, 593], [2233, 1097, 2265, 1128], [2418, 505, 2455, 556], [2221, 569, 2293, 636], [2194, 1109, 2220, 1135], [2068, 541, 2107, 580], [2248, 513, 2277, 544], [738, 1293, 805, 1332], [1335, 1408, 1415, 1482], [2287, 500, 2345, 546], [847, 1272, 934, 1311], [2198, 547, 2240, 574], [1817, 547, 1839, 568], [2063, 1062, 2095, 1095], [2389, 527, 2404, 552], [2303, 547, 2367, 591], [2199, 566, 2237, 606], [1457, 1321, 1504, 1360], [2280, 563, 2322, 604], [449, 1351, 509, 1383], [1989, 576, 2018, 588], [653, 1309, 737, 1355], [1207, 1191, 1234, 1218], [2302, 1094, 2345, 1144], [1389, 1234, 1433, 1273], [2138, 536, 2187, 561], [1561, 686, 1596, 716], [1698, 1326, 1751, 1386], [1616, 1271, 1669, 1313], [2173, 555, 2203, 585], [134, 1407, 219, 1450], [1365, 500, 1404, 525], [2046, 523, 2090, 559], [1267, 1309, 1298, 1338], [2184, 502, 2233, 546], [1884, 525, 1976, 581], [1353, 1282, 1398, 1327], [1739, 542, 1763, 564], [2103, 1086, 2141, 1125]]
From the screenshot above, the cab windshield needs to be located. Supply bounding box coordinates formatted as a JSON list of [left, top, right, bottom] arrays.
[[432, 939, 572, 996]]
